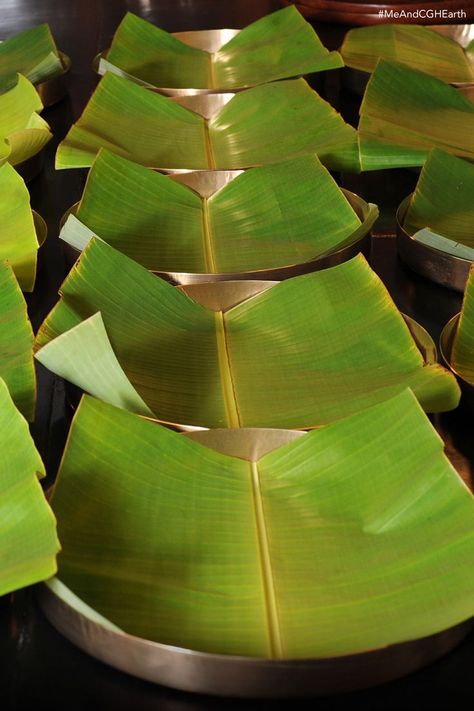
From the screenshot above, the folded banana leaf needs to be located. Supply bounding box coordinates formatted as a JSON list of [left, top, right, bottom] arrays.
[[0, 24, 63, 93], [0, 162, 42, 290], [403, 150, 474, 259], [359, 61, 474, 171], [55, 74, 360, 172], [341, 25, 474, 84], [100, 7, 342, 91], [0, 376, 58, 597], [50, 389, 474, 657], [0, 74, 52, 167], [34, 241, 459, 428], [0, 262, 35, 419], [60, 150, 377, 276], [452, 267, 474, 386]]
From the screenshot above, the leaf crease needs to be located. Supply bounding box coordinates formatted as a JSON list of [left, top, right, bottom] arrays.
[[249, 460, 282, 659]]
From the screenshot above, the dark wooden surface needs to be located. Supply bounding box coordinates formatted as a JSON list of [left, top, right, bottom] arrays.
[[1, 1, 473, 708]]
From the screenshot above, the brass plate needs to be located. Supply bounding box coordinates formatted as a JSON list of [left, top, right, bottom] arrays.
[[440, 313, 474, 411], [93, 29, 271, 96], [60, 181, 374, 284], [396, 194, 472, 293]]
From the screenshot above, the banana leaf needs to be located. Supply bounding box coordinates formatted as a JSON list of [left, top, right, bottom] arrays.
[[403, 150, 474, 260], [101, 7, 342, 91], [0, 261, 35, 420], [0, 24, 63, 93], [0, 74, 52, 167], [0, 376, 58, 597], [50, 389, 474, 657], [0, 162, 41, 290], [60, 150, 376, 275], [358, 60, 474, 171], [341, 25, 474, 84], [55, 74, 360, 172], [34, 240, 459, 428], [452, 266, 474, 385]]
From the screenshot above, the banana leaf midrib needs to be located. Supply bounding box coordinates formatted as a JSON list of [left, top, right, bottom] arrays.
[[214, 310, 240, 427], [250, 458, 282, 659]]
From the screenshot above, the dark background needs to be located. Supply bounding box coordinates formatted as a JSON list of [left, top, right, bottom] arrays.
[[0, 1, 472, 708]]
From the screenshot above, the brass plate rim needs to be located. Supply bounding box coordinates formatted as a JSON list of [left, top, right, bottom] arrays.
[[92, 27, 302, 95], [37, 573, 472, 697], [396, 193, 472, 293], [439, 312, 474, 406], [60, 187, 374, 284]]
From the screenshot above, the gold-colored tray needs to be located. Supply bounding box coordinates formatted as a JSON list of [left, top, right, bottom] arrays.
[[440, 313, 474, 411], [35, 51, 71, 107], [37, 426, 472, 698], [37, 423, 473, 698], [396, 194, 472, 293], [60, 179, 374, 284]]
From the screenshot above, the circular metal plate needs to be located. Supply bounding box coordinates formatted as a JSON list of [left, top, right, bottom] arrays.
[[60, 184, 375, 283], [396, 194, 472, 293], [440, 313, 474, 411]]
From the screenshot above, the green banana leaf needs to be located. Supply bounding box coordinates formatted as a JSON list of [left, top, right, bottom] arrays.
[[60, 150, 376, 275], [0, 24, 63, 93], [452, 266, 474, 385], [0, 162, 40, 290], [341, 24, 474, 84], [359, 60, 474, 170], [404, 150, 474, 259], [0, 261, 35, 420], [34, 240, 459, 428], [50, 389, 474, 657], [55, 74, 360, 172], [0, 74, 52, 167], [101, 7, 342, 91], [0, 376, 58, 597]]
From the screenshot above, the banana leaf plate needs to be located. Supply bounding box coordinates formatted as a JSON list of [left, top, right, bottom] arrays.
[[37, 393, 474, 698], [93, 8, 341, 96], [60, 310, 438, 420], [55, 74, 360, 172], [341, 24, 474, 98], [59, 168, 376, 284], [396, 195, 472, 292], [35, 243, 459, 429]]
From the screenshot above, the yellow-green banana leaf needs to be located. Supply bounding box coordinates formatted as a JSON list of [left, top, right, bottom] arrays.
[[34, 241, 459, 428], [452, 266, 474, 385], [341, 24, 474, 84], [0, 74, 52, 166], [60, 150, 376, 274], [0, 376, 58, 597], [102, 7, 342, 91], [55, 74, 360, 172], [359, 60, 474, 170], [0, 261, 35, 419], [50, 389, 474, 657], [0, 162, 40, 290], [0, 24, 63, 93], [403, 149, 474, 259]]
